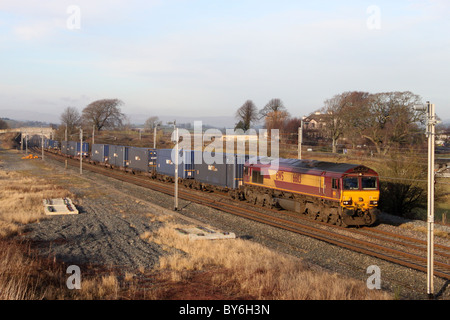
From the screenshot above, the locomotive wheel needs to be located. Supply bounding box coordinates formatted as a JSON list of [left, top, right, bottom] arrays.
[[364, 211, 377, 226]]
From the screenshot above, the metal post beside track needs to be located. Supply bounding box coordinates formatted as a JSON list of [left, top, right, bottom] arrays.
[[415, 101, 436, 298], [174, 127, 179, 211], [80, 128, 83, 175], [426, 102, 436, 299], [298, 120, 303, 160], [41, 130, 44, 160]]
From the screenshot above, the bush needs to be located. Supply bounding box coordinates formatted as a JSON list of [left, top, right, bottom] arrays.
[[379, 181, 426, 218], [377, 152, 427, 218]]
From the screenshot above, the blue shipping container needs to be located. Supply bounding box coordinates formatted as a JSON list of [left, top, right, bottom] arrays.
[[194, 152, 248, 189], [156, 148, 194, 179]]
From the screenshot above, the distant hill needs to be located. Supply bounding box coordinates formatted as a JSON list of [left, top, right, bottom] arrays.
[[0, 117, 52, 129], [1, 109, 253, 129], [1, 109, 60, 124], [120, 114, 241, 130]]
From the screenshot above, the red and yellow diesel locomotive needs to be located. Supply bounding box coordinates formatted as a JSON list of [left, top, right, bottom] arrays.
[[240, 158, 379, 227]]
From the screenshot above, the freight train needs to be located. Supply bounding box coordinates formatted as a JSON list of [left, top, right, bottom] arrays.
[[35, 139, 380, 227]]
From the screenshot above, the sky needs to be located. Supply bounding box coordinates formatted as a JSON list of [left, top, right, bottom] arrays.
[[0, 0, 449, 126]]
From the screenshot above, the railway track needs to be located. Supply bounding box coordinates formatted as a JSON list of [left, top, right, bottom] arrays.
[[39, 149, 450, 281]]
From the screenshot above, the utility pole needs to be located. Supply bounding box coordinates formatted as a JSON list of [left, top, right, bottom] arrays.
[[64, 128, 68, 170], [153, 124, 159, 149], [426, 102, 436, 299], [92, 125, 95, 145], [41, 130, 44, 160], [415, 101, 436, 298], [80, 129, 83, 175], [168, 120, 178, 211], [298, 120, 304, 160], [175, 127, 179, 211]]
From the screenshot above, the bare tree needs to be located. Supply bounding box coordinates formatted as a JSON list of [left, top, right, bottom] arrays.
[[60, 106, 81, 136], [259, 98, 290, 137], [82, 99, 125, 131], [259, 98, 290, 120], [235, 100, 258, 131], [144, 116, 160, 131], [264, 110, 290, 131], [321, 91, 370, 153], [283, 117, 303, 144], [355, 91, 424, 155]]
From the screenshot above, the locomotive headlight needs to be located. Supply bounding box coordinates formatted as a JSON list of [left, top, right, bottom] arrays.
[[359, 197, 364, 202], [343, 198, 353, 205], [370, 200, 378, 205]]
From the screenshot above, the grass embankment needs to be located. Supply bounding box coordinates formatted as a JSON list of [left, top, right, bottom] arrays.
[[141, 225, 392, 300]]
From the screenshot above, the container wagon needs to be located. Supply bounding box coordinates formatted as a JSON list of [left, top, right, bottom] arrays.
[[156, 148, 194, 180], [91, 144, 110, 164], [193, 152, 248, 190], [61, 141, 69, 155], [127, 147, 157, 174], [109, 145, 128, 168]]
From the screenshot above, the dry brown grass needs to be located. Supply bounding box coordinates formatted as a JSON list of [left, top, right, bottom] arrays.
[[0, 166, 126, 300], [142, 224, 392, 300], [0, 170, 73, 238]]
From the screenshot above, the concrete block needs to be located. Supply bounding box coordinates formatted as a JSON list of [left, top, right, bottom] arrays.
[[43, 198, 79, 215]]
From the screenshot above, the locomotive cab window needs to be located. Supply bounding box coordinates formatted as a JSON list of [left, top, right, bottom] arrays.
[[343, 177, 359, 190], [362, 177, 378, 190]]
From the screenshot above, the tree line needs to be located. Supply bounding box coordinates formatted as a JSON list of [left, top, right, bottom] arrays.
[[235, 91, 431, 155], [59, 99, 161, 138], [60, 99, 126, 137]]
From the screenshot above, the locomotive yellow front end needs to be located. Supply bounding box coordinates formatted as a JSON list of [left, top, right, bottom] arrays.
[[340, 172, 380, 226]]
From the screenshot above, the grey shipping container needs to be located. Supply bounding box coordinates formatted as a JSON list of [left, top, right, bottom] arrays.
[[156, 148, 194, 179], [127, 147, 157, 173], [109, 145, 128, 167], [194, 152, 248, 189], [91, 144, 109, 163], [67, 141, 88, 157], [61, 141, 69, 155], [68, 141, 77, 156]]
